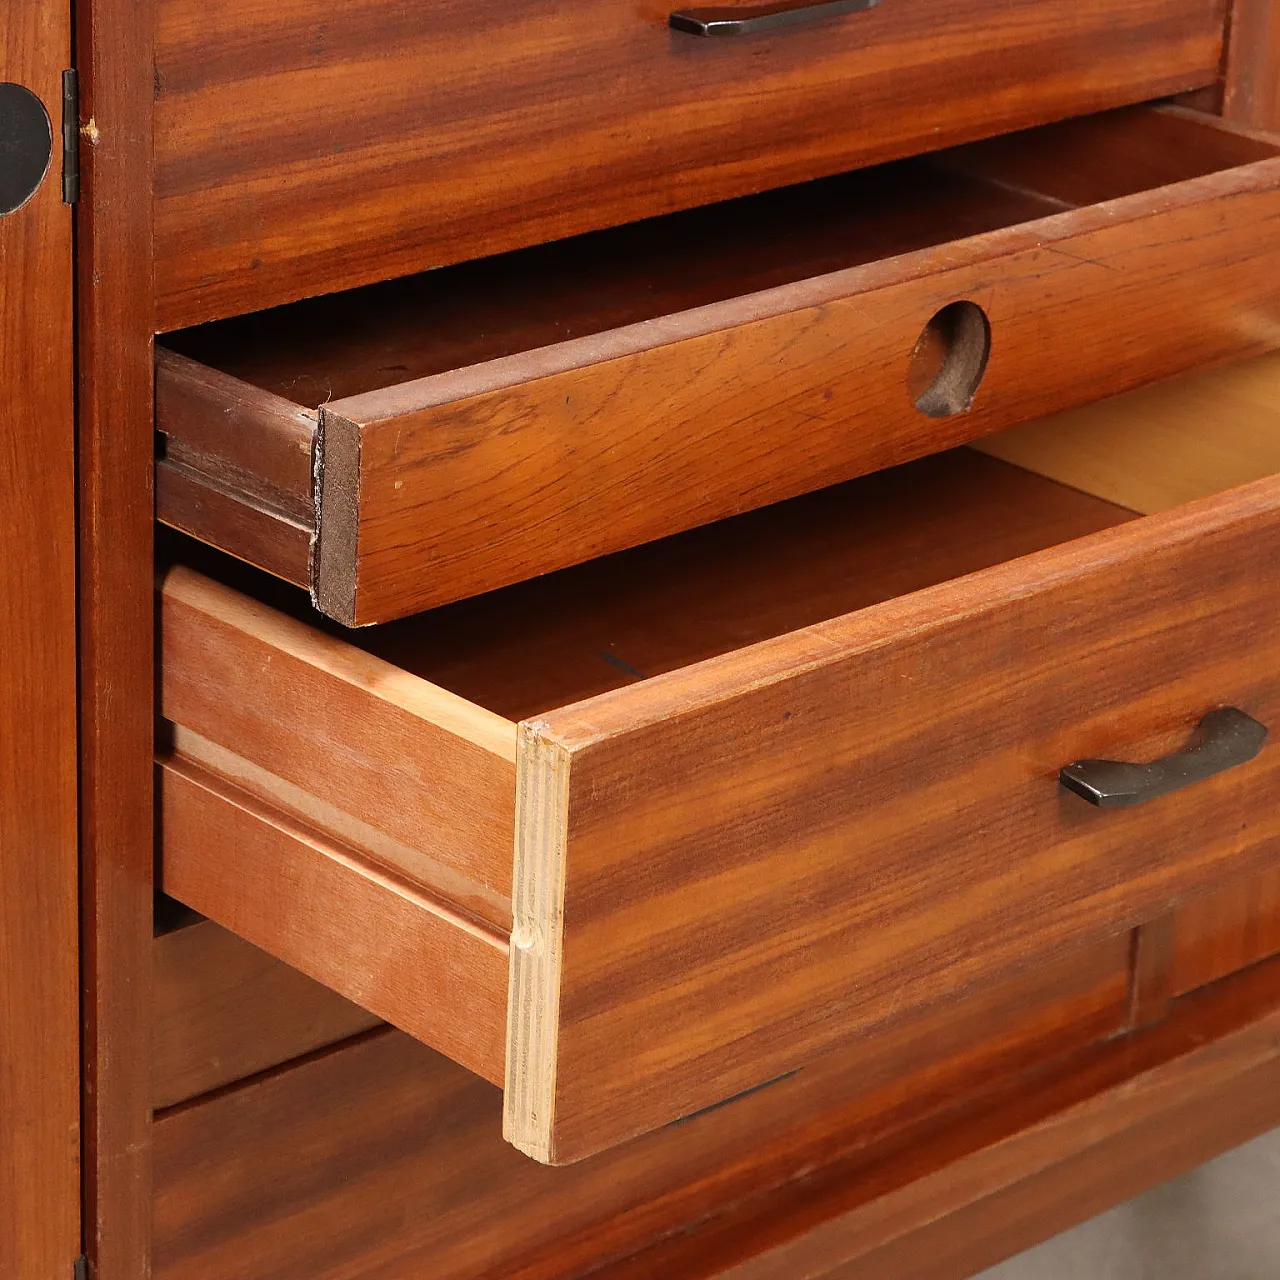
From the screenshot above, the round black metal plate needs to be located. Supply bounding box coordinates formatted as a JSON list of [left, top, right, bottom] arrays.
[[0, 82, 53, 216]]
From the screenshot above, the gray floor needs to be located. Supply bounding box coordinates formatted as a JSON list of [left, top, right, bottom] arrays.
[[975, 1129, 1280, 1279]]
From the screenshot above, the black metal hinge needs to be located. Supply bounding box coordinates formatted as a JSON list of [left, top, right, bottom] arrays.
[[72, 1256, 88, 1280], [62, 69, 79, 204]]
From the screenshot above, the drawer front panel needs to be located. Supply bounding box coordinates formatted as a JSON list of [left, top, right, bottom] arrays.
[[511, 477, 1280, 1161], [153, 0, 1225, 328], [1167, 868, 1280, 997]]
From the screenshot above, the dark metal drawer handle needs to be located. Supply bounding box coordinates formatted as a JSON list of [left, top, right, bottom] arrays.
[[1059, 708, 1267, 809], [670, 0, 879, 37]]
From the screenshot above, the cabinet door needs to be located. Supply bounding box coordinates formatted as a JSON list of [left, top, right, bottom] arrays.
[[0, 2, 81, 1275]]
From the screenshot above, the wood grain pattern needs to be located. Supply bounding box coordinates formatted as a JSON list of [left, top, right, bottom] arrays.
[[159, 450, 1133, 1139], [161, 564, 516, 923], [153, 917, 381, 1110], [151, 0, 1227, 328], [1167, 867, 1280, 998], [1223, 0, 1280, 130], [594, 953, 1280, 1280], [159, 757, 510, 1084], [153, 934, 1131, 1279], [0, 2, 82, 1274], [163, 108, 1280, 624], [512, 474, 1280, 1162], [77, 0, 159, 1261]]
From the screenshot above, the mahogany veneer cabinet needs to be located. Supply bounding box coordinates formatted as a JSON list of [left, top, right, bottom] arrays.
[[4, 0, 1280, 1276]]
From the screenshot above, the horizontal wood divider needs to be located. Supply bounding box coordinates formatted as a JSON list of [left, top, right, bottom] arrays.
[[158, 756, 509, 1085]]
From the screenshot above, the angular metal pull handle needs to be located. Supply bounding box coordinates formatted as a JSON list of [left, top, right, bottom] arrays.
[[1060, 708, 1267, 809], [670, 0, 879, 37]]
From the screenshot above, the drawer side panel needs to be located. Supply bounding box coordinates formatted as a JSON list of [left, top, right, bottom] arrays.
[[160, 565, 517, 920], [159, 759, 509, 1084]]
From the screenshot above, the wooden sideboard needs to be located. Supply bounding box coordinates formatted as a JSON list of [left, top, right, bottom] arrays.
[[3, 1, 1280, 1276]]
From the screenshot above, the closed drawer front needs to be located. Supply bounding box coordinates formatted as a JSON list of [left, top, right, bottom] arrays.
[[154, 0, 1227, 328], [158, 107, 1280, 626], [154, 935, 1134, 1279], [159, 354, 1280, 1163]]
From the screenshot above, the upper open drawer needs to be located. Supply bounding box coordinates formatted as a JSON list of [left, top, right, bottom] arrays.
[[160, 352, 1280, 1165], [153, 0, 1227, 328], [157, 107, 1280, 626]]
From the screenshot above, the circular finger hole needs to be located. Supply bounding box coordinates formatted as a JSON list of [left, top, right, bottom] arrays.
[[907, 301, 991, 418], [0, 83, 53, 216]]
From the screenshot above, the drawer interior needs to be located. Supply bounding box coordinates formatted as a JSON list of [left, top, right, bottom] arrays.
[[162, 108, 1276, 399], [168, 447, 1136, 724], [180, 351, 1280, 723], [321, 451, 1137, 721], [162, 353, 1280, 1163]]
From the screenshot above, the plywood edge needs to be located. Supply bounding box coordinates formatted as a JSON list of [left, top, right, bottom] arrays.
[[314, 406, 360, 626], [504, 721, 574, 1163]]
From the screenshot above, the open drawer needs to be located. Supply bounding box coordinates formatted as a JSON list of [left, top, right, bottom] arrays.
[[159, 353, 1280, 1164], [157, 106, 1280, 626]]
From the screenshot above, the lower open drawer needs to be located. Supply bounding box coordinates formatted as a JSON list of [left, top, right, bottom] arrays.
[[159, 355, 1280, 1164]]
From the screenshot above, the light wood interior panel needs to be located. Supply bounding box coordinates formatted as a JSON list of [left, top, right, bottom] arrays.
[[976, 351, 1280, 513]]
